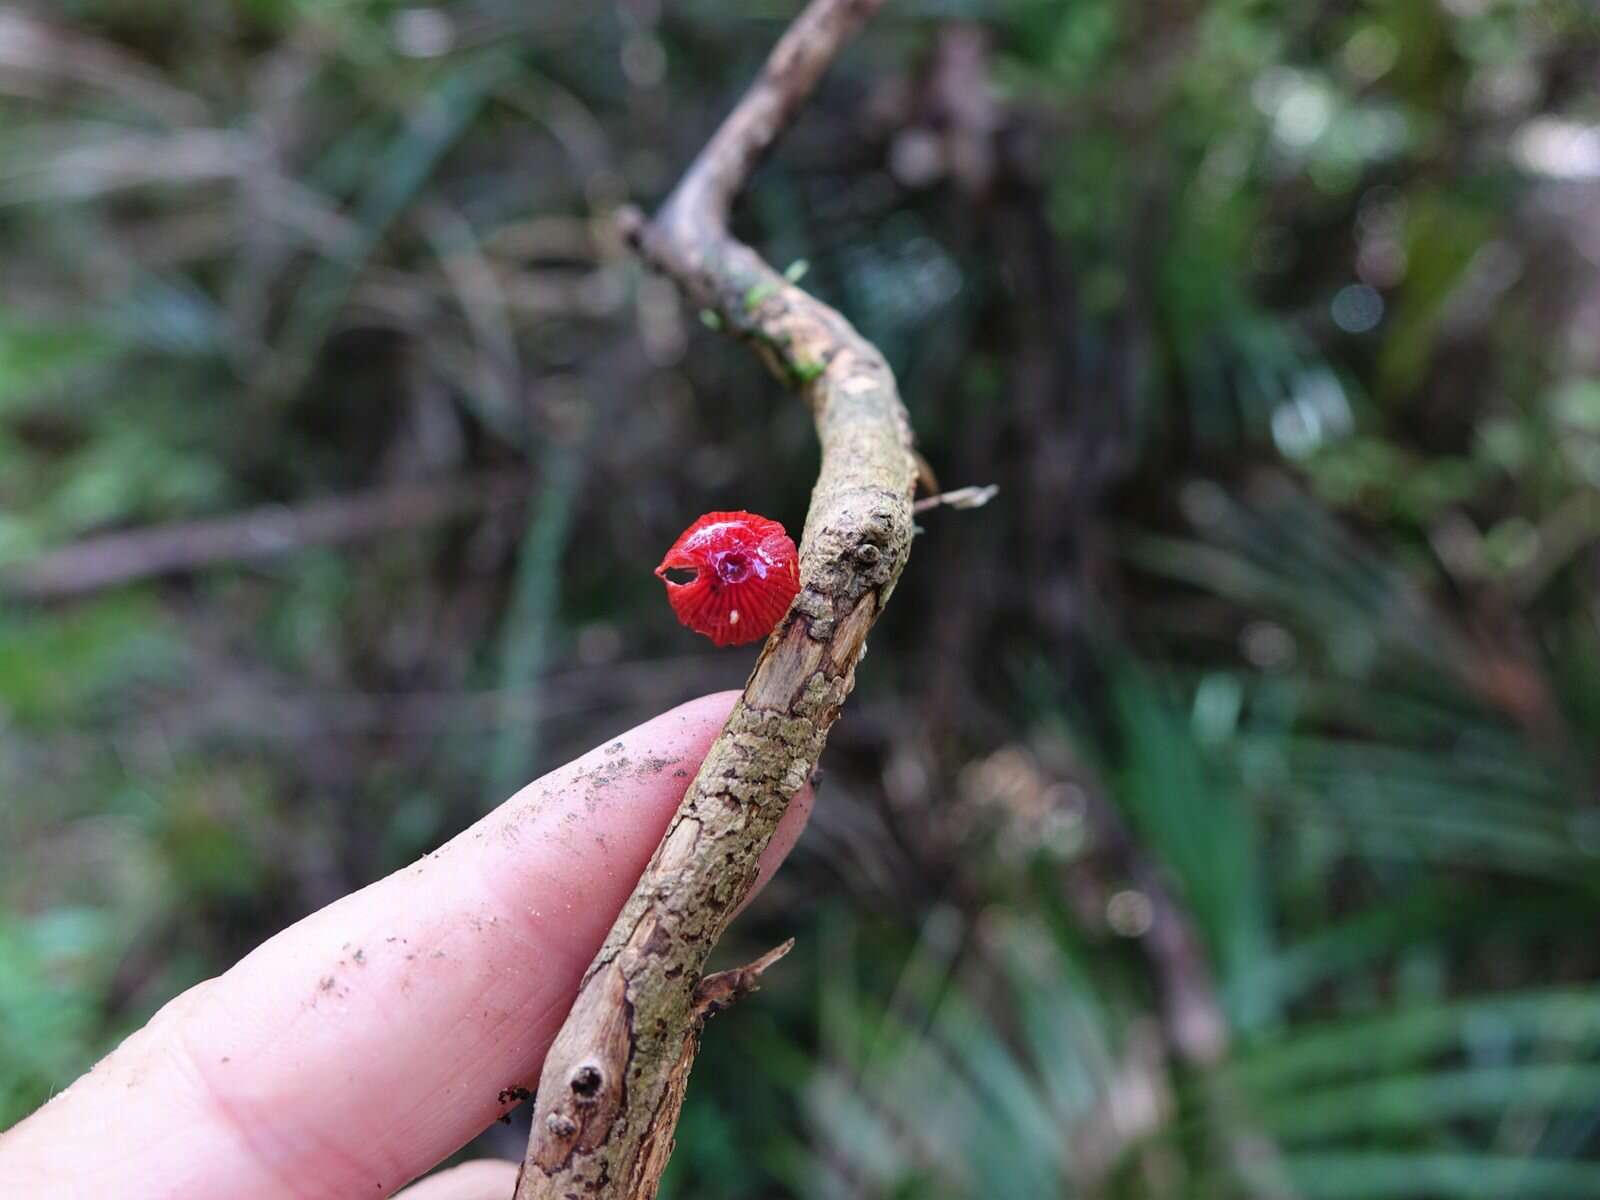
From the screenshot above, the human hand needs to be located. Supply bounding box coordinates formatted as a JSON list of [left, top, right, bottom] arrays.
[[0, 692, 812, 1199]]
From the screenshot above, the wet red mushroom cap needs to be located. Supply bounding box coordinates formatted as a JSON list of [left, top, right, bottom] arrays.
[[655, 511, 801, 647]]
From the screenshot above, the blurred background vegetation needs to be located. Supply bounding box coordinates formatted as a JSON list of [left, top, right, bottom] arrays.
[[5, 0, 1600, 1195]]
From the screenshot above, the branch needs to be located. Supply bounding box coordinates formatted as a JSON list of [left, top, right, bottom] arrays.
[[912, 483, 998, 514], [0, 473, 528, 601], [1070, 784, 1229, 1067], [516, 2, 912, 1196]]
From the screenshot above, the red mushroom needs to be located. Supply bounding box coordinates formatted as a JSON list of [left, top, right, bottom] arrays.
[[655, 511, 800, 646]]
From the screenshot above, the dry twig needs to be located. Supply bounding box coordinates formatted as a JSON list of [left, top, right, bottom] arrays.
[[514, 1, 914, 1195], [912, 483, 998, 514], [1, 473, 529, 601]]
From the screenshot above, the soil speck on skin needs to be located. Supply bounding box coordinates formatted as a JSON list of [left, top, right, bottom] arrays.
[[353, 948, 366, 965], [498, 1085, 533, 1105], [673, 769, 689, 779], [221, 1056, 230, 1063], [432, 950, 447, 959], [319, 976, 336, 992], [606, 741, 625, 755]]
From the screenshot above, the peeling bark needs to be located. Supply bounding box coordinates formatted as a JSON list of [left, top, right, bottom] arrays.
[[514, 2, 913, 1196]]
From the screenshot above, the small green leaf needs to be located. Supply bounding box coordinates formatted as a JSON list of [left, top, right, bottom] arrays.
[[744, 280, 778, 311]]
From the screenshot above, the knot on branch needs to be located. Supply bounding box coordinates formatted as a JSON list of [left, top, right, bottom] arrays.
[[570, 1064, 604, 1103]]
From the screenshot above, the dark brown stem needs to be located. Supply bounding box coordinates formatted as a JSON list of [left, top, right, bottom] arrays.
[[1, 473, 528, 601], [515, 2, 912, 1197]]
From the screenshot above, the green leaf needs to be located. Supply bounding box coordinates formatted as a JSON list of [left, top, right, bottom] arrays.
[[1284, 1153, 1600, 1199], [1265, 1062, 1600, 1141], [1233, 988, 1600, 1095], [0, 317, 120, 411]]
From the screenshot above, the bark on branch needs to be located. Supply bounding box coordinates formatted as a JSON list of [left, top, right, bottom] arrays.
[[515, 1, 912, 1196]]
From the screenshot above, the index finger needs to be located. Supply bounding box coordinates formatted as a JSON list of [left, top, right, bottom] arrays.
[[0, 691, 813, 1199]]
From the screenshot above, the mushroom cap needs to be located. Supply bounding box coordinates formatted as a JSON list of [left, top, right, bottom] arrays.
[[655, 511, 800, 647]]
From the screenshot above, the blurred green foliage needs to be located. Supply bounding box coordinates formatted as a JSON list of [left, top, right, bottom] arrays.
[[4, 0, 1600, 1196]]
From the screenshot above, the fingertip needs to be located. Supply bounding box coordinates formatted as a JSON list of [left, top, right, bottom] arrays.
[[617, 690, 815, 918], [394, 1159, 520, 1200], [762, 778, 814, 878], [737, 778, 814, 918], [658, 688, 742, 733], [0, 689, 821, 1200]]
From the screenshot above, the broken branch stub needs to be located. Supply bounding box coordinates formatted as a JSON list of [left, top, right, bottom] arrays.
[[514, 1, 913, 1197]]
